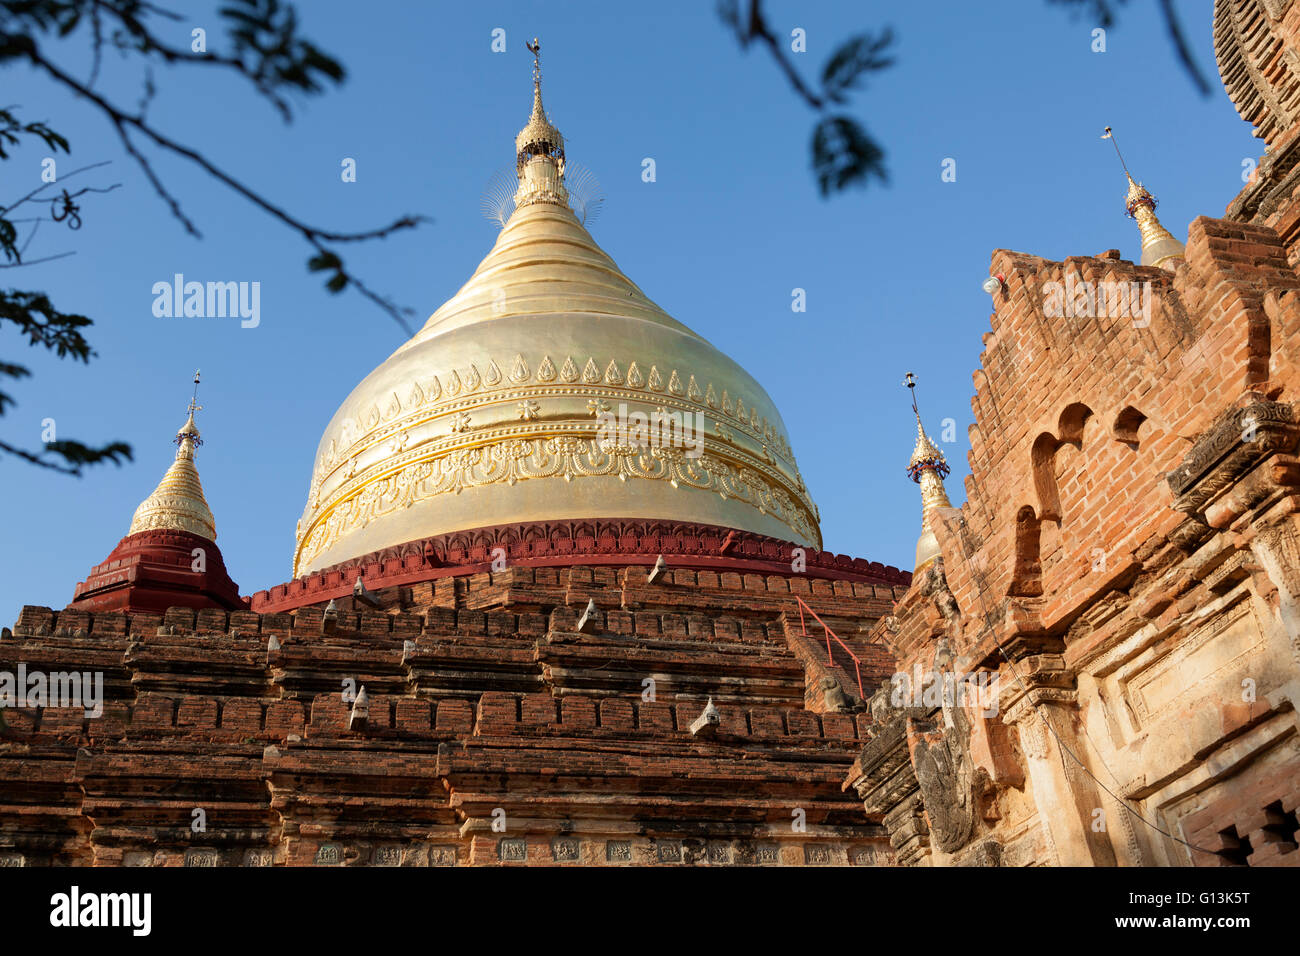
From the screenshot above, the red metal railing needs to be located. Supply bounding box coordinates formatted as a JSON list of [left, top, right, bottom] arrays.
[[794, 595, 864, 701]]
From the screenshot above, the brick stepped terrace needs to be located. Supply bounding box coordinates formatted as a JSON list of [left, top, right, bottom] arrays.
[[0, 563, 905, 866]]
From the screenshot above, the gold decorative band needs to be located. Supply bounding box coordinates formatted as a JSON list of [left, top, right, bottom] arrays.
[[295, 433, 818, 575], [312, 353, 799, 489]]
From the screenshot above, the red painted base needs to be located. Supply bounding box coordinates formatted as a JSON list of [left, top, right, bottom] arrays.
[[253, 518, 909, 612], [69, 529, 245, 614]]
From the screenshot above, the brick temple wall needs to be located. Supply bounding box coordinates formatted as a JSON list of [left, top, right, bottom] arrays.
[[843, 0, 1300, 870], [0, 563, 903, 867], [849, 218, 1300, 867]]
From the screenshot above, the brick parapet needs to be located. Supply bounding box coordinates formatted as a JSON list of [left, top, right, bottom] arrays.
[[248, 518, 909, 614]]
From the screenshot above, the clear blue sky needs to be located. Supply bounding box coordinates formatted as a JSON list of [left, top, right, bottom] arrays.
[[0, 0, 1262, 622]]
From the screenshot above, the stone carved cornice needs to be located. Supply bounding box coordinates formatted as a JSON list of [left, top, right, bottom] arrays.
[[1166, 400, 1298, 514], [1215, 0, 1300, 149], [1227, 132, 1300, 223], [997, 653, 1078, 726]]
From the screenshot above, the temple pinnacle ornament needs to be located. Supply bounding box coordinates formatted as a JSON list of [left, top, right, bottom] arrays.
[[904, 373, 953, 573], [128, 373, 218, 541], [1102, 127, 1185, 270]]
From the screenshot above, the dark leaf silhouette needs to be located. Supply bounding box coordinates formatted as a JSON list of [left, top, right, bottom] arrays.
[[812, 116, 887, 196], [821, 30, 895, 104]]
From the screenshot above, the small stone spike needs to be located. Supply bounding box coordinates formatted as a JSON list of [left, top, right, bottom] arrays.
[[576, 598, 599, 634], [349, 685, 369, 731], [689, 697, 721, 737], [353, 577, 382, 609]]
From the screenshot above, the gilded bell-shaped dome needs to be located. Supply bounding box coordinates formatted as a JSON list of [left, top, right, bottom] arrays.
[[293, 54, 820, 575]]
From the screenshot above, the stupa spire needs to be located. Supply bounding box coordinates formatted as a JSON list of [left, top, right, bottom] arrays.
[[1103, 127, 1185, 271], [127, 370, 218, 541], [514, 37, 569, 208], [905, 373, 952, 573]]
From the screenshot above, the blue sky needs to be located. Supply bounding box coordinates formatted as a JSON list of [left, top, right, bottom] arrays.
[[0, 0, 1262, 622]]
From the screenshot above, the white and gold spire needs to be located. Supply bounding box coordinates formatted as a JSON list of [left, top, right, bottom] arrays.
[[1103, 127, 1185, 271], [128, 372, 217, 541], [905, 373, 952, 573], [514, 38, 568, 209]]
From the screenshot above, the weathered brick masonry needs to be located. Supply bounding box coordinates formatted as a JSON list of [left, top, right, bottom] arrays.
[[847, 0, 1300, 868], [1, 557, 905, 867]]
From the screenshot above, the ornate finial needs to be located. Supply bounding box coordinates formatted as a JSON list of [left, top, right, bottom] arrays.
[[905, 374, 952, 573], [176, 368, 204, 454], [128, 373, 218, 540], [188, 368, 203, 417], [527, 37, 541, 86], [905, 373, 950, 482], [514, 35, 568, 208], [1101, 127, 1133, 180], [1101, 127, 1185, 270]]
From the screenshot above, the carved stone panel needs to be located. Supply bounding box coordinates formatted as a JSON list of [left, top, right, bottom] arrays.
[[429, 846, 457, 867], [552, 838, 580, 862], [803, 844, 831, 865], [655, 840, 682, 863], [314, 844, 341, 865], [373, 845, 402, 866], [499, 838, 527, 862]]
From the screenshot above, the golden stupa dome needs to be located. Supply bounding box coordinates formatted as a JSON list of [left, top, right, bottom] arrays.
[[293, 48, 820, 575]]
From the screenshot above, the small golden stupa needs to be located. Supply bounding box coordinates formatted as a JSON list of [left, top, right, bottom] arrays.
[[128, 383, 217, 542]]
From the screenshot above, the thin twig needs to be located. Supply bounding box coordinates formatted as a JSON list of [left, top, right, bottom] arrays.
[[1157, 0, 1211, 96], [0, 160, 115, 217], [16, 218, 39, 258], [0, 250, 76, 268], [0, 438, 82, 475], [733, 0, 824, 109], [111, 119, 200, 236], [88, 0, 103, 89]]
